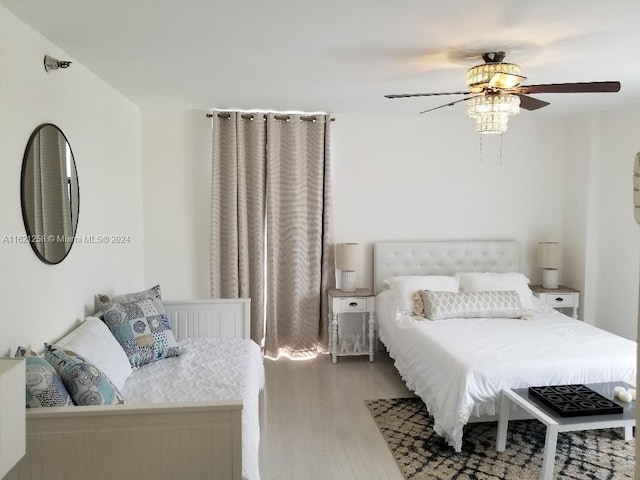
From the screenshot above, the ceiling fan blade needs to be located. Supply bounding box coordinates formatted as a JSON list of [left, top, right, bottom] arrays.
[[520, 81, 621, 94], [419, 95, 479, 114], [517, 94, 550, 111], [489, 73, 527, 90], [385, 91, 471, 99]]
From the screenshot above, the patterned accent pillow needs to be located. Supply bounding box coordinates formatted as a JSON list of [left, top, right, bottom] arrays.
[[17, 350, 73, 408], [420, 290, 530, 321], [44, 344, 125, 406], [101, 298, 181, 368], [96, 284, 162, 306]]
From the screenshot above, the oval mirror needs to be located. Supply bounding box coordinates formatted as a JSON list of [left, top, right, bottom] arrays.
[[21, 124, 79, 264]]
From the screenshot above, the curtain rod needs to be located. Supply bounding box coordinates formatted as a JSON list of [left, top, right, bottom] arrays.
[[206, 112, 335, 122]]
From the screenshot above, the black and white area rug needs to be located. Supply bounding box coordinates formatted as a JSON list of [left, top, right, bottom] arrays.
[[365, 397, 634, 480]]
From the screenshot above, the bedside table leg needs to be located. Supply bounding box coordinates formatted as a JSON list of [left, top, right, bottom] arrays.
[[368, 312, 375, 362], [332, 314, 338, 364], [572, 305, 578, 319]]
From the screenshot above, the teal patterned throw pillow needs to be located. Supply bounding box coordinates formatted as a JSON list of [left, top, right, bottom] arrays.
[[21, 354, 73, 408], [44, 344, 125, 406], [100, 298, 181, 368]]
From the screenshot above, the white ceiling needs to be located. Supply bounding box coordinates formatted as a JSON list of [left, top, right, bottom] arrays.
[[3, 0, 640, 117]]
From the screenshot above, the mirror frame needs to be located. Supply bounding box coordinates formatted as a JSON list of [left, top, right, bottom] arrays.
[[20, 123, 80, 265]]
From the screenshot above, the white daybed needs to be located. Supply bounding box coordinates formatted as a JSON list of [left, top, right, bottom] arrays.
[[7, 299, 264, 480], [374, 240, 637, 452]]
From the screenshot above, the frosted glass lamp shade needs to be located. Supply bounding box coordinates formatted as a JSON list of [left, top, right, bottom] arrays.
[[335, 243, 359, 292], [537, 242, 561, 269], [0, 358, 26, 478]]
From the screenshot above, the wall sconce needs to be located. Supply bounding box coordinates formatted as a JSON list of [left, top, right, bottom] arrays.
[[0, 358, 26, 478], [44, 55, 72, 73], [537, 242, 561, 289], [335, 243, 359, 292]]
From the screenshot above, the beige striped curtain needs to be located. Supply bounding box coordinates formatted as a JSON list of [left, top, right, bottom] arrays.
[[210, 112, 334, 356], [211, 113, 267, 343], [264, 113, 333, 358]]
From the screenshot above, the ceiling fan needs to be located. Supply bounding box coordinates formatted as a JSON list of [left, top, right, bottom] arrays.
[[385, 51, 621, 133]]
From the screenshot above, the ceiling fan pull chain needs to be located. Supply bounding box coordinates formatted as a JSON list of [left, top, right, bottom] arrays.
[[479, 136, 483, 167], [500, 134, 504, 167]]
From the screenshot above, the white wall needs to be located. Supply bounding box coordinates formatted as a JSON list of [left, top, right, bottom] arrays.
[[141, 110, 211, 299], [332, 114, 567, 288], [562, 107, 640, 339], [0, 6, 143, 355], [563, 115, 601, 324], [591, 107, 639, 339]]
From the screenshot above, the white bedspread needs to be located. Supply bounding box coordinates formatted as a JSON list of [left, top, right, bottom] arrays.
[[376, 290, 637, 452], [120, 337, 265, 480]]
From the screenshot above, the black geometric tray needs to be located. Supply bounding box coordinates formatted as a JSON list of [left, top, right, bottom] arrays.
[[528, 384, 623, 417]]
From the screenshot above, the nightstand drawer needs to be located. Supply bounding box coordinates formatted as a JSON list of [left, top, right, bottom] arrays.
[[530, 285, 580, 320], [545, 294, 575, 307], [340, 297, 367, 312]]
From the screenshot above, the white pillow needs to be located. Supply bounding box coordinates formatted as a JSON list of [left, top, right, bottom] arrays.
[[384, 275, 459, 313], [56, 317, 132, 389], [455, 272, 533, 309]]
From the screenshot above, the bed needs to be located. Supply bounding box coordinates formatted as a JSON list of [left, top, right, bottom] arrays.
[[7, 299, 263, 480], [374, 240, 637, 452]]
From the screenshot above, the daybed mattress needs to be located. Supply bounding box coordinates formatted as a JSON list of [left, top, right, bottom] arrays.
[[120, 337, 265, 480], [376, 290, 637, 452]]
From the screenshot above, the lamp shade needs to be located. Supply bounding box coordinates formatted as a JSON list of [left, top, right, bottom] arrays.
[[335, 243, 359, 271], [0, 358, 26, 478], [537, 242, 561, 269]]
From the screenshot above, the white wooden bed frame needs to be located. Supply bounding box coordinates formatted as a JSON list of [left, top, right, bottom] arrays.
[[7, 299, 251, 480]]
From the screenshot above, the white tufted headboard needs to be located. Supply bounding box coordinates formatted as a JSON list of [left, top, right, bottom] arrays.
[[373, 240, 520, 294]]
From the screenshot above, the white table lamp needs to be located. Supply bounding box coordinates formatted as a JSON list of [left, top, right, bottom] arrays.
[[335, 243, 359, 292], [0, 358, 26, 478], [537, 242, 561, 289]]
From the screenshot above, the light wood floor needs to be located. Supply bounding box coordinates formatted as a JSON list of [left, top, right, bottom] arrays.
[[259, 351, 412, 480]]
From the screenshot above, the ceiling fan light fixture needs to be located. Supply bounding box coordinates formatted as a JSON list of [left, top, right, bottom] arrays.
[[467, 94, 520, 134], [466, 62, 521, 91], [489, 72, 527, 89], [384, 50, 621, 136], [474, 113, 509, 134]]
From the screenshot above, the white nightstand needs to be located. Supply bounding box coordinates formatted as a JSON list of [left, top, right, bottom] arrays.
[[328, 288, 375, 363], [530, 285, 580, 319]]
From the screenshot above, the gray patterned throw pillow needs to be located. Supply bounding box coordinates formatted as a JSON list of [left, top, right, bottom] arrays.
[[100, 297, 181, 368], [44, 344, 125, 406], [421, 290, 529, 320]]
